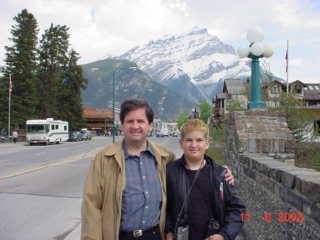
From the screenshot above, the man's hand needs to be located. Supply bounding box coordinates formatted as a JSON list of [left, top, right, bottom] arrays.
[[223, 165, 234, 185], [206, 234, 225, 240], [166, 232, 174, 240]]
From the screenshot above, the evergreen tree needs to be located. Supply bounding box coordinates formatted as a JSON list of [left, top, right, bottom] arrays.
[[0, 9, 38, 129], [58, 49, 87, 130], [37, 24, 70, 118]]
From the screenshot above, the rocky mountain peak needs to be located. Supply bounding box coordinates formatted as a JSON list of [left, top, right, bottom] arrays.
[[120, 27, 250, 101]]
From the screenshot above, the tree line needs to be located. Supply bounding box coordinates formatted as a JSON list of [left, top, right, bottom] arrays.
[[0, 9, 87, 133]]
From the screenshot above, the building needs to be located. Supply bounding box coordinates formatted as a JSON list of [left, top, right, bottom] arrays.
[[212, 78, 248, 119], [262, 79, 286, 108], [82, 108, 119, 134], [212, 78, 320, 141]]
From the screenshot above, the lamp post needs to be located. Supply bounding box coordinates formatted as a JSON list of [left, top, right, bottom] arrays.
[[237, 29, 273, 109], [192, 106, 199, 119], [112, 66, 137, 143]]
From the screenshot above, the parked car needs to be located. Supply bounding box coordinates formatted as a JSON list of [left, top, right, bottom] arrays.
[[68, 131, 82, 141], [170, 131, 179, 137], [0, 135, 9, 143], [79, 130, 92, 141], [156, 128, 169, 137]]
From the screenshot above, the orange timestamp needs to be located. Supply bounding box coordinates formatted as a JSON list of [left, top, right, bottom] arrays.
[[240, 212, 304, 223]]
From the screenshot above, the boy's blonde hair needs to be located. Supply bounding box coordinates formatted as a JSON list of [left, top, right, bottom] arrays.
[[180, 119, 209, 139]]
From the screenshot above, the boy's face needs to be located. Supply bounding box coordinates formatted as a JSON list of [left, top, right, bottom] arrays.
[[180, 130, 209, 162]]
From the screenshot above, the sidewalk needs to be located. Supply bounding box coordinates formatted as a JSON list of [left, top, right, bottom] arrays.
[[0, 141, 26, 147], [65, 223, 81, 240]]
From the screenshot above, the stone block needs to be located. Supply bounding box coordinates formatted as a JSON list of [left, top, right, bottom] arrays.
[[248, 139, 256, 153], [281, 189, 303, 211], [311, 204, 320, 224], [280, 170, 295, 189], [242, 166, 256, 180], [269, 168, 282, 183], [239, 155, 250, 166], [302, 199, 312, 216], [295, 177, 320, 203]]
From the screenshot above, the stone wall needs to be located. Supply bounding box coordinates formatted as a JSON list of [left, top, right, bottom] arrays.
[[226, 111, 320, 240]]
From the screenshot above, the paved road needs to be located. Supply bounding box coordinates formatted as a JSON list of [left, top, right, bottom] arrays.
[[0, 136, 181, 240]]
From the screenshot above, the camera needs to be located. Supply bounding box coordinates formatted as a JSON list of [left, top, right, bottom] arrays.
[[176, 225, 189, 240], [207, 218, 220, 236]]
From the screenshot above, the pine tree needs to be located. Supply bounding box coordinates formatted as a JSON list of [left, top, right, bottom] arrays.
[[0, 9, 38, 129], [37, 24, 70, 118], [58, 49, 87, 130]]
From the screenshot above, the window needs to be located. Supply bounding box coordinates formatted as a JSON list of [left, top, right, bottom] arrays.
[[64, 126, 67, 131], [51, 125, 54, 130], [55, 125, 59, 129], [271, 85, 280, 94], [293, 86, 302, 94]]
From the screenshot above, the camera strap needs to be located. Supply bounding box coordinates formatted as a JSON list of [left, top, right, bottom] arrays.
[[174, 158, 205, 237]]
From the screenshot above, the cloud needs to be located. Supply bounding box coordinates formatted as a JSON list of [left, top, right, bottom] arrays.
[[0, 0, 319, 83]]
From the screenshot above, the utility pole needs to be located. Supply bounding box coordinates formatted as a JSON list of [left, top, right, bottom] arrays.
[[8, 74, 12, 138]]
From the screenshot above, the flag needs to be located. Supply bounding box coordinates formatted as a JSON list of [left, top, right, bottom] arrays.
[[8, 75, 12, 96], [285, 49, 288, 73]]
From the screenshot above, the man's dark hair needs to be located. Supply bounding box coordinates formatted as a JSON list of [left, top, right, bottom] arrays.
[[120, 99, 154, 124]]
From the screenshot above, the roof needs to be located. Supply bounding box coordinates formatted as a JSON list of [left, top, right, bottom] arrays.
[[303, 84, 320, 101], [289, 80, 306, 87], [82, 108, 113, 118], [216, 92, 230, 99], [261, 80, 286, 91], [224, 79, 246, 95]]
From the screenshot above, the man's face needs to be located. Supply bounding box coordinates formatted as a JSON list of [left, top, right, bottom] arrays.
[[180, 130, 209, 162], [121, 108, 152, 144]]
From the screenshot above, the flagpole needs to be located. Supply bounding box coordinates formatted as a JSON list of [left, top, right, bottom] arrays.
[[8, 74, 11, 138], [286, 40, 289, 95]]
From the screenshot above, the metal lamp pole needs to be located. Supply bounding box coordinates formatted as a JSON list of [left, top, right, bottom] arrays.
[[248, 53, 266, 109], [112, 66, 137, 143], [237, 29, 273, 110], [112, 71, 116, 143]]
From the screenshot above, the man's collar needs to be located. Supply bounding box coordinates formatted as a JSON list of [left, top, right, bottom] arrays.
[[122, 140, 154, 158]]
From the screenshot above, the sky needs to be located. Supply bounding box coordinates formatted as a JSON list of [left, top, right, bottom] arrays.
[[0, 0, 319, 83]]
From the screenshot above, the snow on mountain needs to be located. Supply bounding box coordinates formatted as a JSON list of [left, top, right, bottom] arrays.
[[120, 27, 250, 101]]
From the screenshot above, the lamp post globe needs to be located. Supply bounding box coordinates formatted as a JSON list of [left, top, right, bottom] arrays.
[[250, 42, 264, 56], [237, 47, 250, 58], [247, 28, 264, 43]]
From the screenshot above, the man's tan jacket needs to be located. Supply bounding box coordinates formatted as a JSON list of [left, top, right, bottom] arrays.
[[81, 141, 175, 240]]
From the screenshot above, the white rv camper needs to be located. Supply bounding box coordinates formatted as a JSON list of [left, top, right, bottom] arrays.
[[26, 118, 69, 145]]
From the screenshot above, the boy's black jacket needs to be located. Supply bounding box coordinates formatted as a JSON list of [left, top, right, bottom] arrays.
[[165, 155, 246, 240]]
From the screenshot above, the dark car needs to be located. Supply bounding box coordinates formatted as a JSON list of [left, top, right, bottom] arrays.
[[69, 131, 82, 141]]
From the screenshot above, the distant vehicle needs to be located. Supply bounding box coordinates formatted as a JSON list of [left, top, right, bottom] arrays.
[[68, 131, 82, 142], [26, 118, 69, 145], [170, 131, 179, 137], [0, 135, 8, 143], [156, 128, 169, 137], [79, 129, 92, 141]]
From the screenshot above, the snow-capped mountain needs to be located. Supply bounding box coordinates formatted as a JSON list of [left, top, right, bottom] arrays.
[[120, 27, 250, 102]]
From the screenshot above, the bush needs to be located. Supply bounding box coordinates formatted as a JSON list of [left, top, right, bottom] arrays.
[[295, 142, 320, 171]]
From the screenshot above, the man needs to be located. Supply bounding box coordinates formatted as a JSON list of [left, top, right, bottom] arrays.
[[12, 130, 18, 144], [81, 99, 233, 240]]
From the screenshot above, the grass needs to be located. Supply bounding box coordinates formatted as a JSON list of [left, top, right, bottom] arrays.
[[206, 146, 225, 165], [207, 123, 226, 165]]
